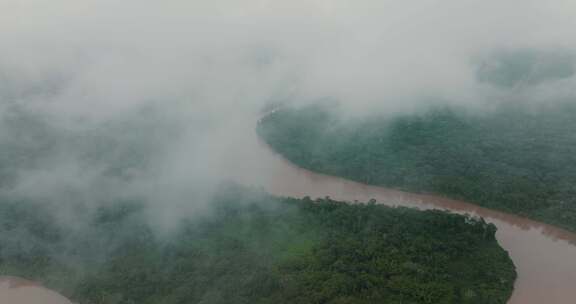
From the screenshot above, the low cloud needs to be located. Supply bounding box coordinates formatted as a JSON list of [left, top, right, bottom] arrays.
[[1, 0, 576, 229]]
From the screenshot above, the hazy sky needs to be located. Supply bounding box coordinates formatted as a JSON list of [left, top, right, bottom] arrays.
[[2, 0, 576, 115], [1, 0, 576, 228]]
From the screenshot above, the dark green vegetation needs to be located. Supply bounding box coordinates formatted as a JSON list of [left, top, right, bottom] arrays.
[[258, 102, 576, 231], [0, 186, 515, 304]]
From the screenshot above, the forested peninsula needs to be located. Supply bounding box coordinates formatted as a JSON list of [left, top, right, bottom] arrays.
[[0, 185, 515, 304]]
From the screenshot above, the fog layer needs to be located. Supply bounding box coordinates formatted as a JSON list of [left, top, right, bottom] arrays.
[[1, 0, 576, 226]]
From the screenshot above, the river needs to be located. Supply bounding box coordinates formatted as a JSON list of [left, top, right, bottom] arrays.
[[0, 277, 72, 304]]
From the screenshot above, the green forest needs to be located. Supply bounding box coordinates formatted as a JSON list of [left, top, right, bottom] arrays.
[[0, 185, 515, 304], [257, 102, 576, 231]]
